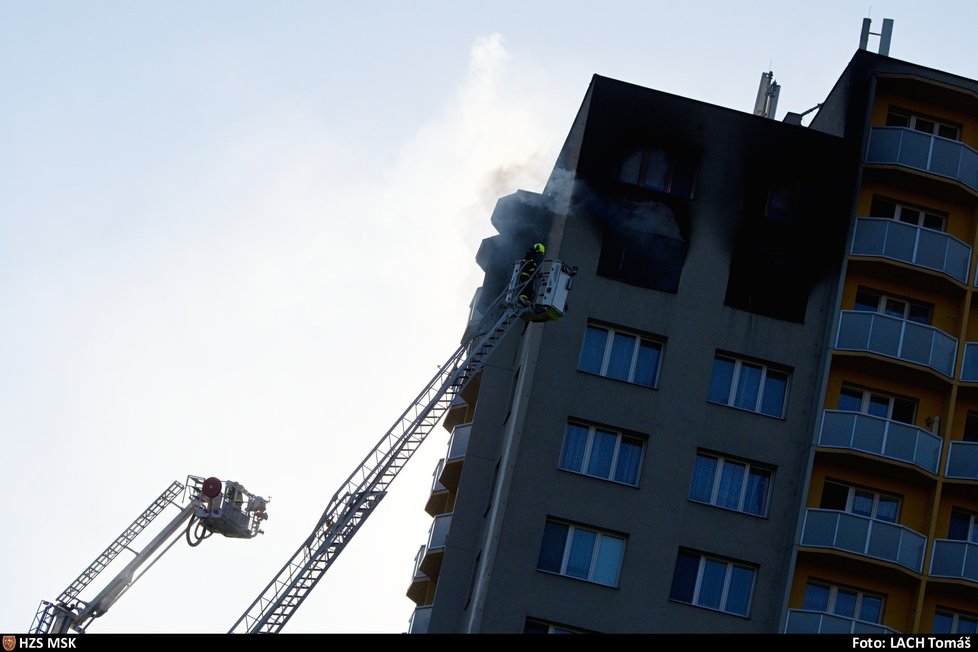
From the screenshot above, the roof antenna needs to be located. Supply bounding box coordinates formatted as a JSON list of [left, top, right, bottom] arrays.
[[753, 71, 780, 120], [859, 17, 894, 56]]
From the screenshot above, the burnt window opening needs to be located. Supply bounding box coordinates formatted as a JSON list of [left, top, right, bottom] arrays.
[[596, 199, 687, 293], [619, 147, 697, 199]]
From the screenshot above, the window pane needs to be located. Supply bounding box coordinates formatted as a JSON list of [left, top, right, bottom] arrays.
[[868, 395, 890, 419], [932, 612, 954, 633], [565, 529, 596, 579], [606, 332, 635, 381], [883, 298, 906, 319], [697, 559, 726, 610], [733, 363, 762, 411], [619, 150, 643, 184], [834, 589, 858, 618], [891, 397, 915, 424], [725, 566, 755, 616], [965, 412, 978, 442], [803, 583, 830, 611], [958, 616, 978, 634], [579, 326, 607, 374], [913, 118, 935, 134], [643, 149, 671, 191], [523, 620, 551, 634], [634, 341, 660, 387], [898, 208, 921, 225], [592, 535, 624, 587], [886, 111, 910, 128], [937, 124, 958, 140], [537, 522, 568, 573], [923, 213, 945, 231], [744, 469, 770, 516], [716, 461, 746, 510], [760, 370, 787, 417], [870, 196, 897, 218], [852, 491, 874, 518], [669, 552, 699, 603], [586, 430, 617, 479], [708, 358, 735, 405], [820, 481, 849, 511], [614, 437, 643, 485], [689, 455, 718, 503], [875, 497, 898, 523], [855, 288, 881, 312], [559, 424, 589, 473], [838, 388, 863, 412], [859, 595, 883, 624], [948, 511, 971, 541], [907, 304, 930, 324]]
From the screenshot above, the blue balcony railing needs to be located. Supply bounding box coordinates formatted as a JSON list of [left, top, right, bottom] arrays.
[[818, 410, 942, 474], [800, 508, 926, 573], [784, 609, 898, 634], [850, 217, 971, 284], [866, 127, 978, 193], [930, 539, 978, 584], [835, 311, 957, 378], [945, 441, 978, 480]]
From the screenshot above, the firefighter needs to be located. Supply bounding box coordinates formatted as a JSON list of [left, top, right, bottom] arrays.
[[518, 242, 546, 305]]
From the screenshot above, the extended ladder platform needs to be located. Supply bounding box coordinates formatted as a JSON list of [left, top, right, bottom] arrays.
[[231, 259, 574, 633], [31, 475, 268, 634]]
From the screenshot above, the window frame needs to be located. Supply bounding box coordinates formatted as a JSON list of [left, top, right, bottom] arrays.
[[668, 550, 757, 617], [536, 519, 626, 588], [803, 580, 885, 624], [821, 480, 902, 523], [687, 451, 773, 518], [853, 287, 932, 325], [948, 508, 978, 544], [707, 353, 790, 419], [578, 323, 663, 389], [869, 195, 947, 232], [886, 108, 961, 141], [933, 608, 978, 634], [558, 421, 645, 487], [837, 384, 917, 424], [619, 147, 697, 198]]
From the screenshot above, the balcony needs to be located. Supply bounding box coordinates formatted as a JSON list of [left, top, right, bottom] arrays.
[[439, 423, 471, 493], [784, 609, 899, 634], [818, 410, 942, 475], [419, 513, 452, 578], [424, 458, 450, 516], [408, 605, 432, 634], [930, 540, 978, 583], [800, 508, 926, 573], [866, 126, 978, 194], [850, 217, 971, 285], [835, 310, 957, 378], [945, 441, 978, 480], [959, 343, 978, 383], [406, 544, 431, 604]]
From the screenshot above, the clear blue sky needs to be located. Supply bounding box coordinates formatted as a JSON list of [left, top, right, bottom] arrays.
[[2, 0, 976, 634]]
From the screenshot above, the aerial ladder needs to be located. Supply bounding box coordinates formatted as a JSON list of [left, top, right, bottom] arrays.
[[30, 475, 269, 634], [230, 256, 575, 633]]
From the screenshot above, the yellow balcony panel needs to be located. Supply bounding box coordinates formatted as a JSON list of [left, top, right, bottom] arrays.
[[799, 508, 926, 573], [784, 609, 899, 634], [424, 458, 450, 517], [439, 423, 471, 493], [866, 127, 978, 195], [419, 512, 452, 578], [850, 217, 971, 286], [835, 310, 957, 378], [930, 540, 978, 585], [818, 410, 942, 475], [946, 441, 978, 481], [406, 544, 432, 605], [408, 605, 432, 634]]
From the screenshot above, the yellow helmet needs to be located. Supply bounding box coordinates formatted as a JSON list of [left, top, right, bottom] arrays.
[[532, 243, 546, 254]]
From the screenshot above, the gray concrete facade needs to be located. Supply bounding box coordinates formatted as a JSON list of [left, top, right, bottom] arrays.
[[420, 73, 857, 633]]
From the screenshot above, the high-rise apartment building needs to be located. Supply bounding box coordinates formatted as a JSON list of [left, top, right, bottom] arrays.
[[406, 47, 978, 634]]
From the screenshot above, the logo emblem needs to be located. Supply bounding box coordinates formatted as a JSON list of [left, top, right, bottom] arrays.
[[2, 635, 16, 652]]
